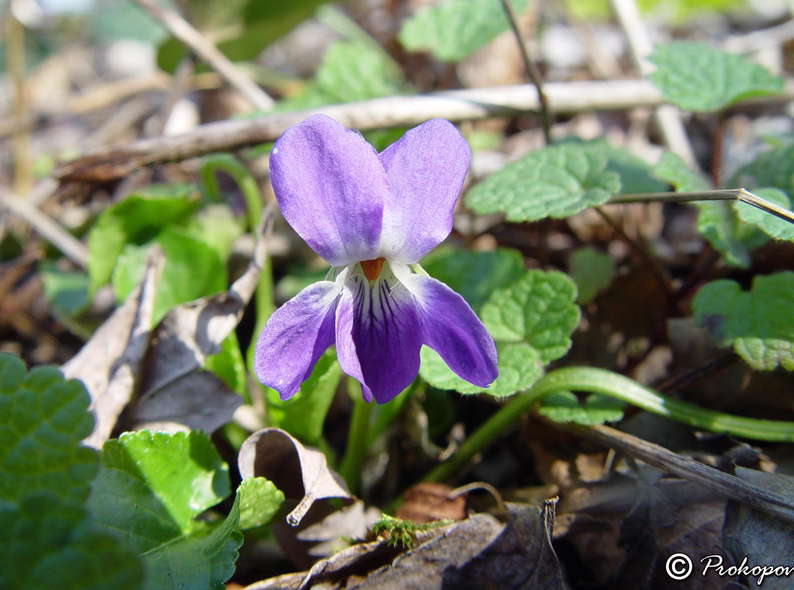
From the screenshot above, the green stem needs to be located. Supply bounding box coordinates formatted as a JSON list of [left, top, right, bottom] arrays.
[[423, 366, 794, 483], [201, 153, 275, 355], [339, 379, 373, 494]]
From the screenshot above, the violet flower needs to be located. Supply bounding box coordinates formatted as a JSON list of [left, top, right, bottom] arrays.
[[254, 115, 498, 404]]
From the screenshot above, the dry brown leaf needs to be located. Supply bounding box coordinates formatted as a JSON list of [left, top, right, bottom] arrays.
[[239, 427, 353, 568], [62, 246, 163, 448], [239, 428, 352, 526], [127, 206, 274, 434]]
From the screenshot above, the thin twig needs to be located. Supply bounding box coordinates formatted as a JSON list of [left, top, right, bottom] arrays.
[[0, 189, 89, 268], [551, 420, 794, 524], [133, 0, 274, 112], [611, 188, 794, 226], [6, 5, 32, 194], [499, 0, 552, 144], [608, 0, 697, 166]]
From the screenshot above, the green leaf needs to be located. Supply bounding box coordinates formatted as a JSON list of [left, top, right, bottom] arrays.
[[421, 342, 542, 397], [87, 188, 199, 292], [275, 39, 408, 111], [695, 201, 768, 268], [0, 353, 97, 504], [480, 270, 581, 364], [316, 41, 406, 103], [0, 492, 143, 590], [112, 227, 227, 325], [421, 248, 526, 313], [734, 188, 794, 242], [399, 0, 528, 63], [648, 42, 783, 112], [87, 431, 238, 590], [205, 332, 248, 397], [653, 151, 711, 192], [692, 272, 794, 371], [40, 267, 90, 316], [466, 144, 621, 222], [265, 349, 342, 445], [734, 142, 794, 197], [158, 0, 333, 72], [237, 477, 285, 530], [420, 270, 580, 396], [565, 138, 669, 194], [537, 392, 625, 425], [141, 492, 242, 590], [184, 204, 244, 262], [88, 430, 230, 552], [568, 247, 615, 304]]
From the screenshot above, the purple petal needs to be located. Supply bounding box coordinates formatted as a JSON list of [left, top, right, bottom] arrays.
[[270, 115, 387, 266], [335, 271, 423, 404], [378, 119, 471, 263], [254, 281, 340, 400], [395, 266, 497, 387]]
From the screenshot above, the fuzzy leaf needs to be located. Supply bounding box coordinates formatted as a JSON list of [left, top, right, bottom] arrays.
[[87, 187, 198, 292], [421, 270, 580, 396], [421, 342, 541, 397], [0, 492, 143, 590], [734, 187, 794, 241], [734, 142, 794, 197], [480, 270, 581, 364], [654, 151, 710, 193], [537, 392, 625, 425], [568, 247, 615, 304], [317, 41, 406, 102], [399, 0, 529, 63], [0, 353, 97, 504], [421, 248, 526, 314], [648, 42, 783, 112], [466, 144, 620, 222], [237, 477, 285, 530], [692, 272, 794, 371]]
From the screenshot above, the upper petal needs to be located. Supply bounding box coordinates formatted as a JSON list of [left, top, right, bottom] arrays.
[[378, 119, 471, 263], [254, 280, 341, 400], [394, 264, 497, 387], [270, 114, 387, 266], [335, 267, 423, 404]]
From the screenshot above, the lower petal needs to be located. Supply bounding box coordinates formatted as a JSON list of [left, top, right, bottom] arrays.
[[397, 267, 498, 387], [254, 281, 340, 400], [335, 271, 422, 404]]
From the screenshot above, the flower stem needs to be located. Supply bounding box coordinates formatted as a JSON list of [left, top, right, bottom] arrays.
[[339, 379, 373, 494], [423, 366, 794, 483]]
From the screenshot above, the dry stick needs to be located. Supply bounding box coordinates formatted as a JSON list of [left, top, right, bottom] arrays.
[[133, 0, 274, 112], [499, 0, 552, 144], [0, 189, 89, 268], [611, 188, 794, 226], [6, 6, 32, 194], [52, 79, 794, 183], [552, 420, 794, 523], [45, 80, 678, 183], [609, 0, 697, 167]]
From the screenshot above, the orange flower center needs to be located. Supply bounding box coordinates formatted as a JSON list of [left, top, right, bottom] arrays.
[[360, 257, 386, 282]]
